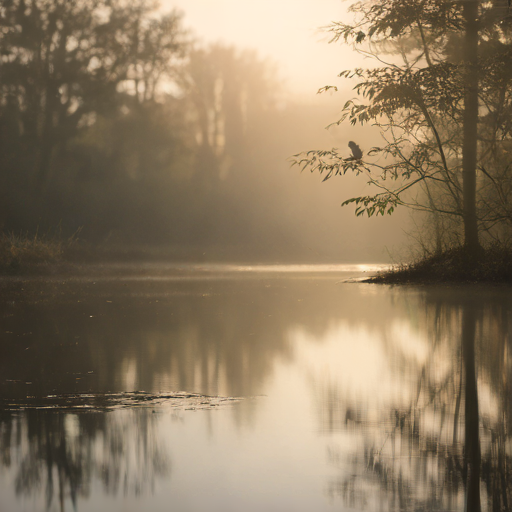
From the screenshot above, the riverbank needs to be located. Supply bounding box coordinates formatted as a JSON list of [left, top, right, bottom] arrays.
[[0, 232, 77, 275], [366, 246, 512, 284], [3, 232, 511, 285], [0, 233, 209, 276], [0, 232, 384, 277]]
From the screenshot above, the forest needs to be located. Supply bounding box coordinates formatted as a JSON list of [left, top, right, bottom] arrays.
[[1, 0, 404, 267], [5, 0, 512, 276]]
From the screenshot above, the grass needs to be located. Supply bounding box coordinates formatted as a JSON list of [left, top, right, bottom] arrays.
[[0, 230, 80, 274], [2, 230, 512, 284], [367, 245, 512, 284]]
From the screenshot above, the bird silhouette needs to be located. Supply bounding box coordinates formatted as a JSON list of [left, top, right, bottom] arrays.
[[348, 141, 363, 160]]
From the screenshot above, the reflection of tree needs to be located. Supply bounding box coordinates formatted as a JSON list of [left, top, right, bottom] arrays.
[[1, 274, 395, 509], [462, 303, 481, 512], [321, 289, 512, 512], [0, 408, 169, 511], [0, 277, 408, 401]]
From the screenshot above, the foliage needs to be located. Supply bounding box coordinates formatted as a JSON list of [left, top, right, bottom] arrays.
[[291, 0, 512, 249], [0, 229, 80, 272], [0, 0, 188, 188], [367, 244, 512, 283]]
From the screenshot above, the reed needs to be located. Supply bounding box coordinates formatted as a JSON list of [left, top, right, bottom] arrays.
[[0, 229, 80, 273]]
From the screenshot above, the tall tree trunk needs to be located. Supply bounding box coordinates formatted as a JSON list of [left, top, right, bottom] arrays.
[[462, 0, 480, 253]]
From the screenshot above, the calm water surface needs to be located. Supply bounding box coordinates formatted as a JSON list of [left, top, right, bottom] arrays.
[[0, 264, 511, 512]]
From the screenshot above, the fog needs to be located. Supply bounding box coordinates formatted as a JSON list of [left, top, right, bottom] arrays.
[[0, 0, 408, 264], [160, 0, 361, 99], [2, 3, 512, 510]]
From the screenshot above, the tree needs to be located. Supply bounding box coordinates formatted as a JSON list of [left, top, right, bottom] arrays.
[[292, 0, 512, 255], [182, 45, 279, 181], [0, 0, 189, 237], [0, 0, 187, 191]]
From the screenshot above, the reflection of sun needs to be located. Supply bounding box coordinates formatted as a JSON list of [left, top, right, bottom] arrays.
[[121, 358, 138, 391], [293, 325, 387, 401], [291, 320, 430, 408], [389, 320, 429, 363], [65, 413, 80, 438]]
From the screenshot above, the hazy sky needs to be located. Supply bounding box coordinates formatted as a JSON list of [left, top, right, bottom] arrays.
[[160, 0, 361, 99]]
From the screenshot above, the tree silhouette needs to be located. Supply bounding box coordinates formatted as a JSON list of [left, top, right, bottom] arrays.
[[292, 0, 512, 254]]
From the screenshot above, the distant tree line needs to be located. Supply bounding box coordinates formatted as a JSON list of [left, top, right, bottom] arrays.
[[0, 0, 305, 258]]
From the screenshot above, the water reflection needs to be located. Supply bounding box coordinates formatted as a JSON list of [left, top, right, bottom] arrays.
[[0, 408, 169, 511], [1, 274, 387, 510], [0, 275, 397, 400], [321, 287, 512, 512], [2, 274, 512, 511]]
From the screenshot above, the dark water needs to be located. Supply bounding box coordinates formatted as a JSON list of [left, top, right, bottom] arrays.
[[0, 264, 511, 512]]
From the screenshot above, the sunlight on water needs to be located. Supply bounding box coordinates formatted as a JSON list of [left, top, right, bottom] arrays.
[[292, 321, 430, 409], [224, 263, 389, 273], [55, 262, 390, 278]]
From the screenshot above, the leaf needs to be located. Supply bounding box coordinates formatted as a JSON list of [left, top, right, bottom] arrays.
[[317, 85, 338, 94]]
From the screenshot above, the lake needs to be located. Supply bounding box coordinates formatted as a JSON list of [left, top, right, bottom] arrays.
[[0, 264, 510, 512]]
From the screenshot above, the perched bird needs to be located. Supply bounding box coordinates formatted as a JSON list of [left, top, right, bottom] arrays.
[[348, 141, 363, 160]]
